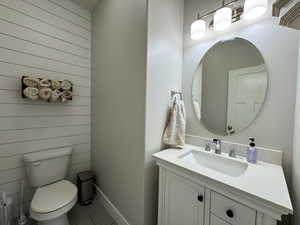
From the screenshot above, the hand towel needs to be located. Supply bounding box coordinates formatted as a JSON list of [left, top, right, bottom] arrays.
[[162, 94, 186, 149]]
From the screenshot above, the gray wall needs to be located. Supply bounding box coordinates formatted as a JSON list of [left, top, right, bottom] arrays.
[[92, 0, 184, 224], [0, 0, 91, 216], [183, 0, 299, 186], [91, 0, 147, 225], [200, 39, 264, 135], [145, 0, 184, 224], [92, 0, 183, 224]]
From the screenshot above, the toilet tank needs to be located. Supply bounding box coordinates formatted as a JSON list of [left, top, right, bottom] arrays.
[[24, 147, 72, 187]]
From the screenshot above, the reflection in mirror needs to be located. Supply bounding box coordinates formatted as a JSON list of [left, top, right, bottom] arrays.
[[192, 38, 268, 136]]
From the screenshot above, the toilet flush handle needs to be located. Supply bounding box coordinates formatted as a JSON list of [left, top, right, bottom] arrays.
[[32, 161, 41, 166]]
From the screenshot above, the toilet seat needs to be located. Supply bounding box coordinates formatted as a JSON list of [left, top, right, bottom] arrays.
[[30, 180, 77, 221]]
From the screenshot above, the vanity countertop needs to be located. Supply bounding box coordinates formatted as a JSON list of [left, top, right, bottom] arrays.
[[153, 144, 293, 215]]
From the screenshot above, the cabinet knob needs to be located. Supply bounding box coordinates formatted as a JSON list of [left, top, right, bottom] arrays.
[[197, 195, 203, 202], [226, 209, 234, 218]]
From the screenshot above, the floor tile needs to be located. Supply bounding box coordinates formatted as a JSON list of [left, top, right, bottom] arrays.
[[90, 209, 114, 225], [69, 199, 116, 225], [76, 217, 94, 225]]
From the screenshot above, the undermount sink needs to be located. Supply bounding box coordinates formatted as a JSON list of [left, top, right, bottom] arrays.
[[179, 150, 248, 177]]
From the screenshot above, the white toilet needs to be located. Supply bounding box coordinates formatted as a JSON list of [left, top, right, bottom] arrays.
[[24, 147, 77, 225]]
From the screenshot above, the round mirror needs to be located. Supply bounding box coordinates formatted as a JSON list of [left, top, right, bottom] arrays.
[[192, 38, 268, 136]]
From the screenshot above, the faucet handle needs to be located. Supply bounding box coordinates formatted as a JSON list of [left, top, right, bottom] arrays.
[[213, 138, 221, 144], [229, 147, 236, 158], [205, 143, 211, 151]]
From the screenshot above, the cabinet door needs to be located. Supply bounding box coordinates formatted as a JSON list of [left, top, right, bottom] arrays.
[[210, 214, 231, 225], [164, 171, 205, 225]]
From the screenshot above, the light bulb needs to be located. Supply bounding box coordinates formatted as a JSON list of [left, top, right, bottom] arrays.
[[244, 0, 268, 20], [191, 19, 206, 40], [214, 7, 232, 31]]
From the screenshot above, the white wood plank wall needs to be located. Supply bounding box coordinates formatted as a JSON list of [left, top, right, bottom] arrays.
[[0, 0, 91, 217]]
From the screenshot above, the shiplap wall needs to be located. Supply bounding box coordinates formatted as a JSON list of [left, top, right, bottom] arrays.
[[0, 0, 91, 216]]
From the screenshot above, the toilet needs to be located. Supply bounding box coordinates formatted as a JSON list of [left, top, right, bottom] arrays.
[[23, 147, 77, 225]]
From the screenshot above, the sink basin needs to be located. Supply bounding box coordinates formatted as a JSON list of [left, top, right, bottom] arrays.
[[179, 150, 248, 177]]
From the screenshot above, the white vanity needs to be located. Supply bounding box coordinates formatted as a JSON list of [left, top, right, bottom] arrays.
[[153, 144, 292, 225]]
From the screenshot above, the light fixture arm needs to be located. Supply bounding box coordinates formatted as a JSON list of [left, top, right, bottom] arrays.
[[222, 0, 226, 7]]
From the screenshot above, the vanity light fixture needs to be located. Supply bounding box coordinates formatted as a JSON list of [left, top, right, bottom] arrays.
[[214, 6, 232, 31], [190, 0, 268, 40], [244, 0, 268, 20], [191, 14, 206, 40]]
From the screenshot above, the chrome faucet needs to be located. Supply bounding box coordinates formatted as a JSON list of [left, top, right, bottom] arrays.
[[213, 139, 222, 154]]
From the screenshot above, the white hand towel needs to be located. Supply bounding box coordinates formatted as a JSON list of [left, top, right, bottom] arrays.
[[163, 94, 186, 149]]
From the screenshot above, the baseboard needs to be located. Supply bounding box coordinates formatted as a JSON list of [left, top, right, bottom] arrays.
[[94, 184, 131, 225]]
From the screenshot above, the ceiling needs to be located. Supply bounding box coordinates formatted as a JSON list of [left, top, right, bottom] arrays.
[[71, 0, 100, 11]]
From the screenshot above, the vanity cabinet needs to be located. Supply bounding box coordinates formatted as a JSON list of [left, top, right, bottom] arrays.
[[157, 167, 277, 225]]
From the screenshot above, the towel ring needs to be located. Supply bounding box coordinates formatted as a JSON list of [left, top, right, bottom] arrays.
[[171, 91, 183, 100]]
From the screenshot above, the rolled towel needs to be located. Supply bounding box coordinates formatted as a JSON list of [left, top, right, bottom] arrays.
[[50, 89, 61, 102], [39, 79, 51, 88], [62, 90, 73, 99], [51, 80, 61, 90], [23, 87, 39, 100], [60, 90, 72, 102], [61, 80, 72, 91], [23, 77, 39, 87], [39, 88, 52, 100]]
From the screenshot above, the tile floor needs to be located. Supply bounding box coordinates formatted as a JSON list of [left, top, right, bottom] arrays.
[[69, 199, 116, 225]]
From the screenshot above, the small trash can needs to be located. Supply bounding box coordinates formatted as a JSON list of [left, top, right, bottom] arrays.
[[77, 171, 95, 205]]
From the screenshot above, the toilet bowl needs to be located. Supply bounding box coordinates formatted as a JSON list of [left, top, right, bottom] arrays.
[[30, 180, 77, 225], [23, 147, 77, 225]]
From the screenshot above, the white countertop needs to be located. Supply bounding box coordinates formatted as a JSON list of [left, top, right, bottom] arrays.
[[152, 144, 293, 215]]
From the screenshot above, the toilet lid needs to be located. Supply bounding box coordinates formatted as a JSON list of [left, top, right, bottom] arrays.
[[31, 180, 77, 214]]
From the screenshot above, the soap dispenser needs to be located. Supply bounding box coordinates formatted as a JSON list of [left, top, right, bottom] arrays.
[[247, 138, 257, 163]]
